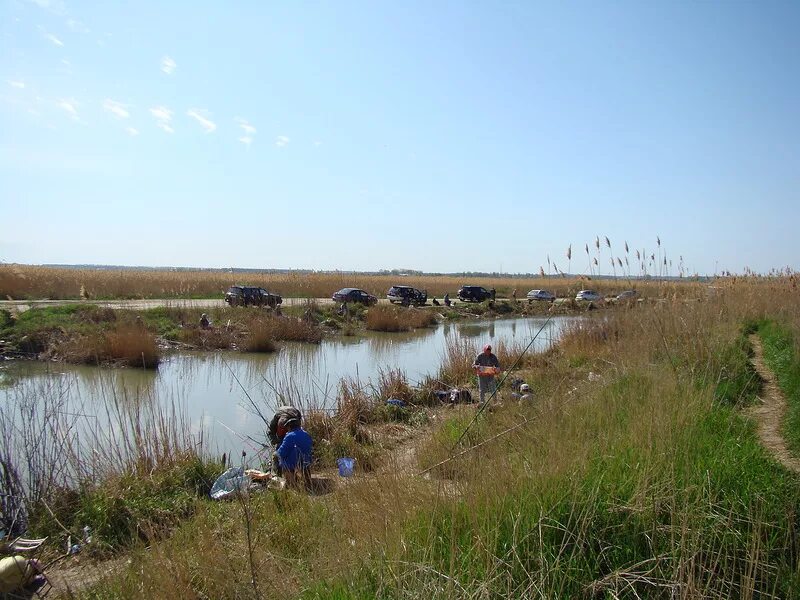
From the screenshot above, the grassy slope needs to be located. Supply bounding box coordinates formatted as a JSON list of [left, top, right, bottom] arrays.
[[79, 293, 800, 599]]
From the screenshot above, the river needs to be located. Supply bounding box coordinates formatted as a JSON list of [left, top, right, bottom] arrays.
[[0, 316, 573, 456]]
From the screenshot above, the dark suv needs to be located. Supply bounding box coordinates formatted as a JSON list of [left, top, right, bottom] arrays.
[[457, 285, 493, 302], [224, 286, 282, 308], [332, 288, 378, 305], [387, 285, 427, 306]]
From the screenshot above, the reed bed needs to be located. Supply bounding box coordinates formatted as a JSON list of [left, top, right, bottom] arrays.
[[0, 376, 216, 552], [364, 304, 438, 332], [0, 263, 734, 301]]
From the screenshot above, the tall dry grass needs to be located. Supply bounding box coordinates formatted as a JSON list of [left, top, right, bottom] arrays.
[[365, 304, 438, 332], [0, 263, 731, 301], [18, 276, 800, 599], [0, 374, 212, 550], [51, 325, 160, 367]]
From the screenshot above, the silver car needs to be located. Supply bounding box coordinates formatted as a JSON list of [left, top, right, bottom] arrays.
[[526, 289, 555, 302], [575, 290, 602, 302]]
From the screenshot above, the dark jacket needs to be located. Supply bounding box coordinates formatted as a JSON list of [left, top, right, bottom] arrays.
[[473, 352, 500, 377]]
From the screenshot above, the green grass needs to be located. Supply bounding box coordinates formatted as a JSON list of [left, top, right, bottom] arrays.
[[758, 320, 800, 454], [305, 404, 800, 597], [713, 324, 762, 406], [29, 454, 223, 553], [300, 323, 800, 599]]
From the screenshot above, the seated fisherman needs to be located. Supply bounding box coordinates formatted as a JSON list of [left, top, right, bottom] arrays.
[[268, 406, 302, 475], [275, 417, 313, 489]]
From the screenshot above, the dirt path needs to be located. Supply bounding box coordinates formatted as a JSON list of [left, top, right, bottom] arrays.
[[747, 334, 800, 474]]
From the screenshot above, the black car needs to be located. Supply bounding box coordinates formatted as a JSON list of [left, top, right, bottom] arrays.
[[387, 285, 427, 306], [332, 288, 378, 305], [457, 285, 493, 302], [224, 285, 282, 308]]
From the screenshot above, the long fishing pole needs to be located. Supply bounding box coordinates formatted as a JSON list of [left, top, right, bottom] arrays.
[[451, 312, 556, 450], [217, 420, 269, 452]]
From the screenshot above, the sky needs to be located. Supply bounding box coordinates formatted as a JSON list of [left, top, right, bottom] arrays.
[[1, 0, 798, 276]]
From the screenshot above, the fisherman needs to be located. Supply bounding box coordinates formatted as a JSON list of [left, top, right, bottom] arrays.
[[443, 292, 451, 307], [199, 313, 211, 329], [490, 288, 496, 301], [268, 405, 302, 475], [275, 416, 313, 489], [472, 344, 500, 405]]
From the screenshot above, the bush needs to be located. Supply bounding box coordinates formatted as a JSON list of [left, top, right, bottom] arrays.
[[365, 305, 436, 332], [104, 326, 160, 368], [241, 320, 277, 353]]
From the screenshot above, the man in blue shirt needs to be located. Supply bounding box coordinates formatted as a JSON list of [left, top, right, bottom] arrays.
[[275, 417, 313, 489]]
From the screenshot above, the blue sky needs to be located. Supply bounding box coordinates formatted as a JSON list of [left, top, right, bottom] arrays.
[[1, 0, 798, 275]]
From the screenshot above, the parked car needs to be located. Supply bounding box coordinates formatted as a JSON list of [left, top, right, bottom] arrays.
[[332, 288, 378, 305], [224, 285, 282, 307], [387, 285, 427, 306], [457, 285, 493, 302], [616, 290, 639, 301], [526, 289, 556, 302], [575, 290, 603, 302]]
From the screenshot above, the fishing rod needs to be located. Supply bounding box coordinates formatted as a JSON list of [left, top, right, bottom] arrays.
[[451, 312, 556, 450], [216, 420, 269, 452]]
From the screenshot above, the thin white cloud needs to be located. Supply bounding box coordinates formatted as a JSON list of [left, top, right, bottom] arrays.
[[103, 99, 130, 119], [235, 118, 256, 135], [125, 127, 139, 137], [235, 118, 256, 145], [161, 56, 176, 75], [275, 135, 290, 147], [44, 32, 64, 47], [150, 105, 174, 133], [7, 81, 25, 89], [187, 108, 216, 133], [57, 99, 79, 121], [66, 18, 89, 34], [313, 140, 322, 147], [28, 0, 67, 15]]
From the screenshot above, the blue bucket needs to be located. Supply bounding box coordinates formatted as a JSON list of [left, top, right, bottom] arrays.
[[337, 457, 355, 477]]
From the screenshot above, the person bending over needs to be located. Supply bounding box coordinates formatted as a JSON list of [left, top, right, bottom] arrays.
[[275, 417, 313, 489], [269, 406, 302, 475]]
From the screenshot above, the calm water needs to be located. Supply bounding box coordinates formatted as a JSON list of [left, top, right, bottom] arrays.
[[1, 316, 573, 455]]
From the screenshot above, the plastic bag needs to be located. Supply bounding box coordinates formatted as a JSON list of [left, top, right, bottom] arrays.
[[210, 466, 251, 500]]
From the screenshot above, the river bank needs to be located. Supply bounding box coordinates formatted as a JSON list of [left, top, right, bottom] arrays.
[[0, 297, 599, 366], [47, 279, 800, 599]]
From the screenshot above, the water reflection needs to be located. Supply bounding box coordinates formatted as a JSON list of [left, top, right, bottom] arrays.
[[3, 316, 574, 455]]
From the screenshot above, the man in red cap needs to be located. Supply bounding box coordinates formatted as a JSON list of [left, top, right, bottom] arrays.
[[472, 344, 500, 405]]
